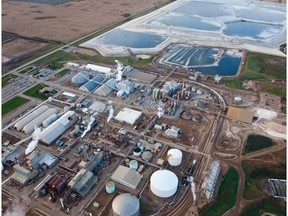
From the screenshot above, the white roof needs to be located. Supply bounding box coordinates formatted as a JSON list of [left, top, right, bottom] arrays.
[[86, 64, 111, 74], [168, 149, 182, 158], [111, 165, 142, 189], [150, 169, 178, 198], [115, 108, 142, 125], [62, 91, 76, 98]]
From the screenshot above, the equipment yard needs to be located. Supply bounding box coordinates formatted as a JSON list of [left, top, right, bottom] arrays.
[[1, 0, 286, 216]]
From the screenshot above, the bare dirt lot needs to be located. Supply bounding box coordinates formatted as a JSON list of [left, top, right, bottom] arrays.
[[2, 0, 169, 42]]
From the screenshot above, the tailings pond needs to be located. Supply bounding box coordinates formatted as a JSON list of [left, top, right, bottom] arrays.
[[243, 134, 274, 154]]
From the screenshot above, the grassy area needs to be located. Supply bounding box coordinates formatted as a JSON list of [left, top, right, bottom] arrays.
[[34, 16, 56, 20], [23, 84, 48, 100], [77, 53, 155, 69], [240, 196, 286, 216], [2, 96, 29, 115], [242, 160, 286, 200], [71, 0, 174, 46], [19, 66, 34, 74], [2, 74, 18, 86], [56, 69, 71, 77], [33, 50, 66, 65], [223, 52, 286, 90], [244, 134, 275, 155], [200, 167, 239, 216], [261, 84, 286, 97], [47, 62, 65, 70]]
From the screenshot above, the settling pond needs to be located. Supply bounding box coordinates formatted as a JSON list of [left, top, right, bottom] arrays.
[[243, 134, 274, 154]]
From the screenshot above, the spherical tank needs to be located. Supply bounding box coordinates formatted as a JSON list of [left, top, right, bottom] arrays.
[[112, 193, 140, 216], [150, 170, 178, 198], [129, 160, 138, 170], [106, 181, 115, 194], [167, 149, 182, 166]]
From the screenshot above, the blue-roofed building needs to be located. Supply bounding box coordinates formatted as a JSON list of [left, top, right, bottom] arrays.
[[79, 75, 105, 92], [95, 78, 117, 96]]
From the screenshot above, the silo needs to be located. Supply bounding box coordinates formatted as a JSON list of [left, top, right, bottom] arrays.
[[141, 151, 153, 162], [14, 105, 49, 131], [22, 108, 58, 134], [150, 170, 178, 198], [106, 181, 115, 194], [234, 96, 242, 105], [196, 89, 203, 95], [112, 193, 140, 216], [167, 149, 182, 166], [133, 147, 141, 157], [129, 160, 138, 170]]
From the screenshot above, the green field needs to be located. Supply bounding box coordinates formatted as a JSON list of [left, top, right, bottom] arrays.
[[261, 84, 286, 97], [242, 160, 286, 200], [19, 66, 34, 74], [56, 69, 71, 77], [2, 96, 29, 115], [2, 74, 18, 86], [244, 134, 275, 155], [200, 167, 239, 216], [223, 52, 286, 90], [23, 84, 48, 100], [33, 50, 66, 65], [240, 196, 286, 216]]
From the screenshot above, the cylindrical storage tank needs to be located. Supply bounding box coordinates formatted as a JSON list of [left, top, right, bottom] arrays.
[[133, 147, 141, 156], [112, 193, 140, 216], [106, 181, 115, 194], [129, 160, 138, 170], [234, 96, 242, 105], [22, 108, 58, 134], [167, 149, 182, 166], [191, 87, 196, 92], [42, 113, 58, 128], [142, 151, 153, 161], [14, 105, 49, 131], [125, 159, 130, 166], [196, 89, 203, 95], [150, 170, 178, 198]]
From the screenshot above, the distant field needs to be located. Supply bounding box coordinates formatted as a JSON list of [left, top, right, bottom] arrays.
[[261, 83, 286, 97], [23, 84, 48, 100], [223, 52, 286, 91], [56, 69, 71, 77], [199, 167, 239, 216], [2, 96, 29, 115], [2, 74, 18, 86]]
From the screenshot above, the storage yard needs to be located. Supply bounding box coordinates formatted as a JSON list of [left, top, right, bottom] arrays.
[[1, 0, 286, 216]]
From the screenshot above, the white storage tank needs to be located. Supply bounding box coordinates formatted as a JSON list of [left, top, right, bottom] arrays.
[[106, 181, 115, 194], [22, 108, 58, 134], [234, 96, 242, 105], [14, 105, 49, 131], [129, 160, 138, 170], [133, 147, 141, 157], [196, 89, 203, 95], [150, 170, 178, 198], [112, 193, 140, 216], [167, 149, 182, 166]]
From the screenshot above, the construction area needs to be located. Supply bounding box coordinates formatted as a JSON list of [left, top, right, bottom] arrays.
[[1, 0, 286, 216]]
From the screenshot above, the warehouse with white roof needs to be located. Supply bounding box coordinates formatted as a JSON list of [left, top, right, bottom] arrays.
[[40, 111, 78, 145], [114, 108, 143, 125], [85, 64, 111, 74]]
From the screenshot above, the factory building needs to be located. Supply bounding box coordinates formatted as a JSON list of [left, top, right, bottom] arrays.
[[45, 174, 68, 196], [79, 75, 105, 92], [150, 169, 178, 198], [123, 68, 157, 84], [27, 150, 58, 169], [78, 153, 103, 172], [201, 160, 220, 199], [71, 73, 92, 84], [10, 164, 33, 185], [89, 101, 106, 113], [111, 165, 142, 189], [68, 169, 98, 197], [117, 80, 135, 95], [85, 64, 112, 74], [160, 81, 179, 95], [112, 193, 140, 216], [115, 108, 143, 125], [14, 105, 49, 131], [165, 126, 181, 138], [95, 78, 117, 96], [40, 111, 78, 145], [22, 108, 58, 134], [152, 88, 160, 100]]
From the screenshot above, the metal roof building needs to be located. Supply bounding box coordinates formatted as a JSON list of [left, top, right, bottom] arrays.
[[71, 72, 92, 84], [114, 108, 142, 125], [68, 169, 98, 197], [111, 165, 142, 189], [79, 75, 105, 92], [40, 111, 78, 145], [95, 78, 117, 96], [22, 108, 58, 134], [112, 193, 140, 216], [14, 105, 49, 131], [11, 164, 33, 185], [86, 64, 111, 74]]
